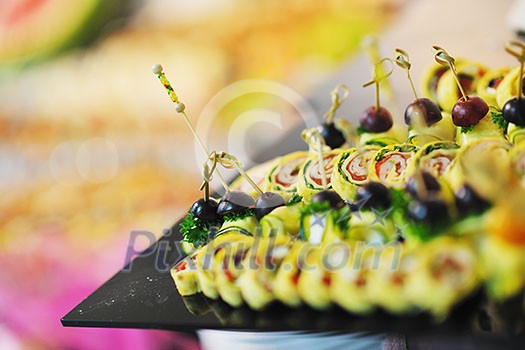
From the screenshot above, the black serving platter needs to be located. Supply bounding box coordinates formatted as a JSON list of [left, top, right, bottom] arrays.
[[62, 124, 525, 348]]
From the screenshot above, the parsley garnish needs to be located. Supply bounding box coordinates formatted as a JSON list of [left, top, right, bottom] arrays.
[[223, 208, 254, 222], [364, 140, 388, 147], [287, 193, 303, 206], [460, 125, 475, 134], [490, 110, 508, 132], [179, 212, 213, 248]]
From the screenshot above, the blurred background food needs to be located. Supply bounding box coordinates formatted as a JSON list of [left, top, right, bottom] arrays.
[[0, 0, 401, 348]]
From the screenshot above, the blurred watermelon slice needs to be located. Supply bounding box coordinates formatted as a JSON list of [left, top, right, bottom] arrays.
[[0, 0, 132, 68]]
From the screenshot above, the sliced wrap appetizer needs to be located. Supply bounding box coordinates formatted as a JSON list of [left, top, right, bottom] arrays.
[[358, 125, 407, 148], [258, 202, 303, 238], [331, 146, 380, 202], [455, 109, 507, 146], [367, 243, 418, 315], [329, 240, 376, 315], [496, 66, 525, 109], [368, 144, 418, 189], [407, 112, 456, 145], [273, 240, 308, 307], [171, 248, 202, 296], [213, 236, 255, 307], [443, 138, 512, 195], [265, 151, 309, 200], [435, 61, 488, 113], [299, 203, 351, 245], [296, 149, 342, 201], [476, 67, 510, 107], [237, 236, 293, 310], [230, 157, 280, 197], [297, 244, 333, 310], [405, 141, 460, 179], [404, 236, 480, 320]]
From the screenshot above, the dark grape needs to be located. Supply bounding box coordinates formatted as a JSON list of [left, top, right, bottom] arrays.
[[451, 96, 489, 127], [404, 97, 443, 126], [318, 122, 346, 149], [502, 97, 525, 126], [190, 197, 220, 222], [217, 190, 255, 216], [359, 106, 393, 133], [355, 182, 392, 210], [312, 190, 345, 209], [254, 191, 285, 220]]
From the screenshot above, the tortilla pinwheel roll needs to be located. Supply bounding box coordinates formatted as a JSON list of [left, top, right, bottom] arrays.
[[367, 243, 418, 315], [405, 141, 460, 179], [509, 144, 525, 185], [443, 138, 512, 194], [331, 146, 380, 202], [171, 248, 202, 296], [299, 204, 351, 245], [454, 110, 506, 146], [407, 112, 456, 146], [258, 203, 302, 237], [496, 66, 525, 109], [216, 214, 257, 237], [213, 236, 255, 307], [368, 144, 418, 189], [347, 210, 396, 245], [507, 123, 525, 144], [421, 58, 465, 104], [230, 157, 280, 197], [358, 125, 407, 148], [297, 244, 332, 310], [329, 240, 376, 315], [435, 61, 488, 113], [478, 233, 525, 302], [404, 236, 480, 320], [476, 67, 510, 107], [273, 240, 308, 307], [265, 151, 309, 200], [194, 232, 251, 300], [296, 149, 342, 201], [237, 236, 293, 310]]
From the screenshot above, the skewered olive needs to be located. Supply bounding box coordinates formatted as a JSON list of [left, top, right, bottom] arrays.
[[312, 190, 346, 209], [217, 190, 255, 216], [355, 182, 392, 210], [318, 122, 346, 149], [190, 197, 220, 222], [502, 97, 525, 126], [254, 192, 286, 220]]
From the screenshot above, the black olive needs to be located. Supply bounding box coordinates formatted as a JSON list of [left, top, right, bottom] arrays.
[[355, 182, 392, 210], [405, 171, 441, 200], [254, 191, 286, 220], [312, 190, 345, 209], [455, 184, 491, 216], [190, 197, 220, 222], [502, 97, 525, 126], [217, 190, 255, 216], [407, 199, 450, 225], [318, 122, 346, 149]]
